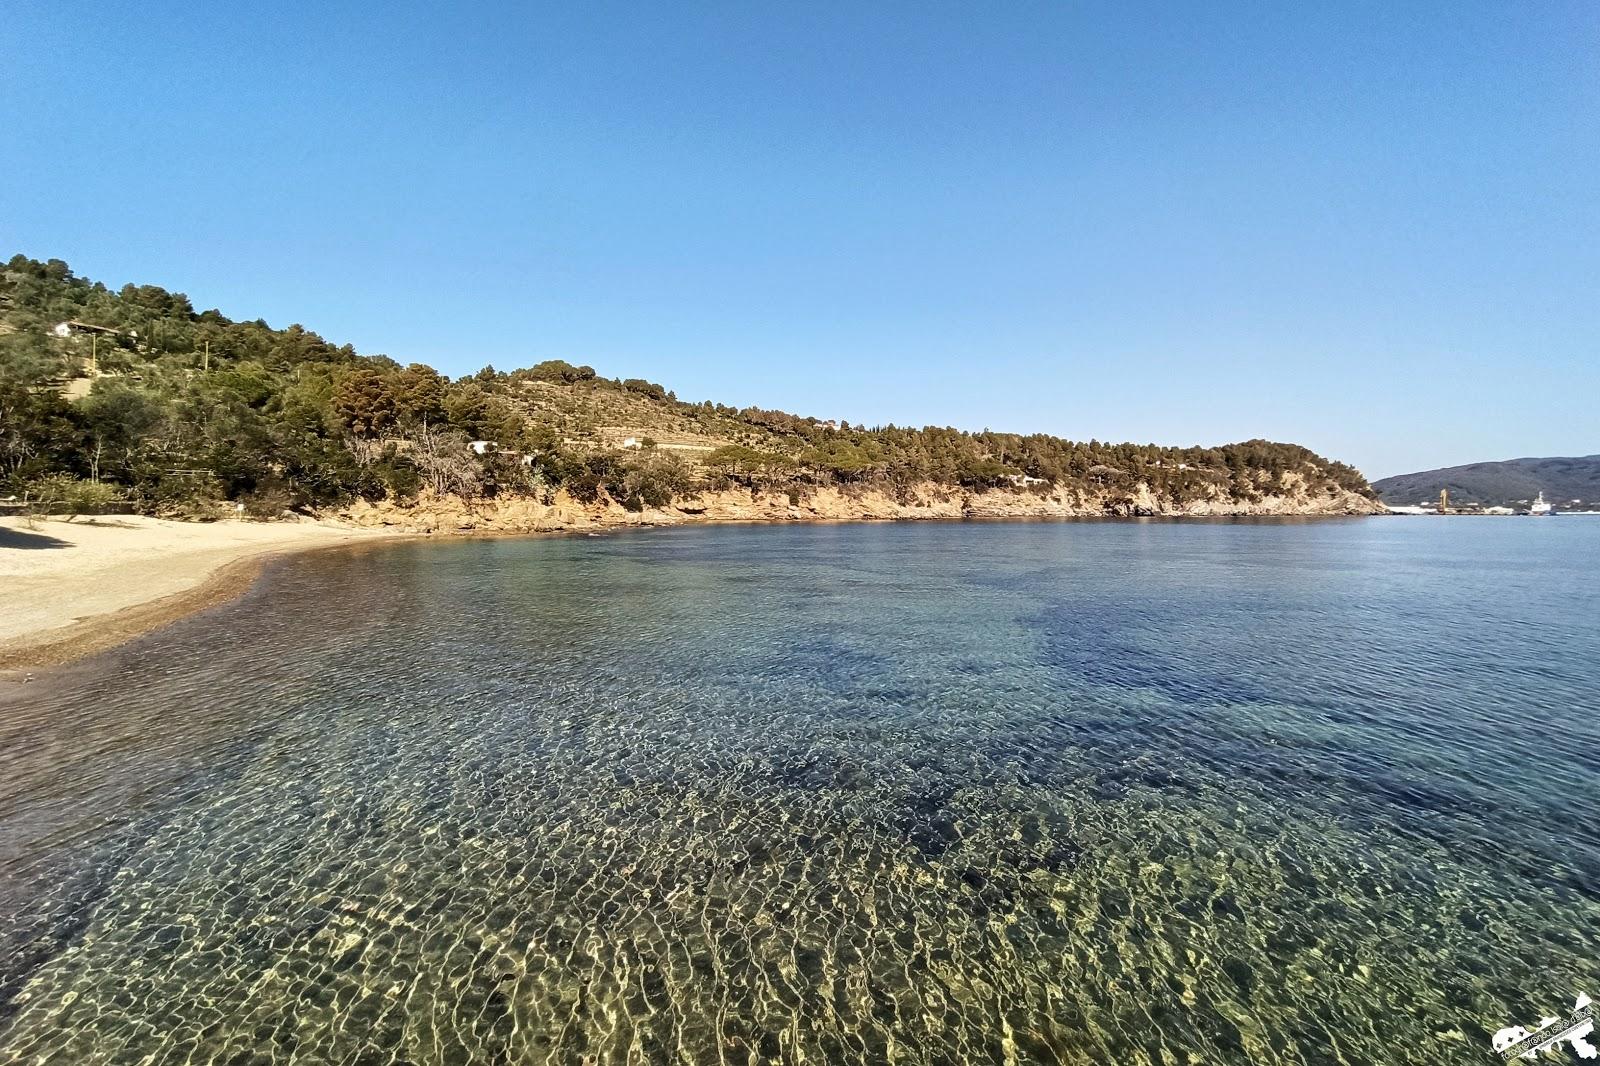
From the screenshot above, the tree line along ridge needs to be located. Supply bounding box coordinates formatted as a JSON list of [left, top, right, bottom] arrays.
[[0, 254, 1375, 518]]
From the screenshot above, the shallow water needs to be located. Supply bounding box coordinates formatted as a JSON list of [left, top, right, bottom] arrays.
[[0, 517, 1596, 1064]]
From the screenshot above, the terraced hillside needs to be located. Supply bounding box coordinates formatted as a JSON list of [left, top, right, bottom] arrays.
[[2, 254, 1379, 521]]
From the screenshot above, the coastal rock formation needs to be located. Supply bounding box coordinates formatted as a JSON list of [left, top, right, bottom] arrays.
[[5, 256, 1382, 527], [341, 478, 1382, 535]]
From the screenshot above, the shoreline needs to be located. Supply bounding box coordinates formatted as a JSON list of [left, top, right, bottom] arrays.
[[339, 480, 1384, 535], [0, 517, 404, 678], [2, 497, 1381, 676], [2, 549, 284, 674]]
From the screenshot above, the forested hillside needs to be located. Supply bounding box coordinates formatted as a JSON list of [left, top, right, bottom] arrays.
[[1, 255, 1376, 518], [1374, 456, 1600, 509]]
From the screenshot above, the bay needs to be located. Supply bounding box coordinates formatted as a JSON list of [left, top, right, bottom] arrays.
[[1, 517, 1595, 1063]]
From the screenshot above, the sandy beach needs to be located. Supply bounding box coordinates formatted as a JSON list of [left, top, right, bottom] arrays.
[[0, 516, 396, 672]]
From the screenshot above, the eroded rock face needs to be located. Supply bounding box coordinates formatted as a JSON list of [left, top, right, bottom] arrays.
[[341, 479, 1383, 535]]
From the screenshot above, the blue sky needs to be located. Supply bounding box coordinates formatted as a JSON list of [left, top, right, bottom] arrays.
[[3, 2, 1595, 479]]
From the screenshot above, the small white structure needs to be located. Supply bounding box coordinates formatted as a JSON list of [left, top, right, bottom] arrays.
[[470, 440, 493, 456], [621, 437, 641, 449], [1005, 473, 1047, 488], [53, 320, 126, 339]]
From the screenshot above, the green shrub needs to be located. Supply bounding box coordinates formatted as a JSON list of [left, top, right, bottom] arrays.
[[147, 472, 227, 519], [240, 482, 295, 519], [565, 471, 604, 504], [525, 359, 596, 384], [622, 378, 667, 400], [25, 475, 129, 519]]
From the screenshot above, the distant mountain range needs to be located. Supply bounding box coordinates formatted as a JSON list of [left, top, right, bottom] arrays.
[[1373, 455, 1600, 509]]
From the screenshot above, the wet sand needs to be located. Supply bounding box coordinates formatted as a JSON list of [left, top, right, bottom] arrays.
[[0, 516, 398, 673]]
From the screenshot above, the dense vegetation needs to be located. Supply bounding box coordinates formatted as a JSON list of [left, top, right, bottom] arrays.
[[1, 254, 1374, 517], [1373, 455, 1600, 509]]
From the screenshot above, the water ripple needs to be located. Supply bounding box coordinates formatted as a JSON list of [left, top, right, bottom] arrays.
[[0, 518, 1596, 1064]]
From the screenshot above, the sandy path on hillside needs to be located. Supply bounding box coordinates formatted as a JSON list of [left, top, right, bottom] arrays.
[[0, 516, 398, 671]]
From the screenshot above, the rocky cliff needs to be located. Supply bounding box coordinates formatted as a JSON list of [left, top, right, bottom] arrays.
[[342, 476, 1382, 535]]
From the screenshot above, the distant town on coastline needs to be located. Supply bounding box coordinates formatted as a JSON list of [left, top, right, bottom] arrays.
[[1373, 456, 1600, 514], [1, 254, 1377, 521]]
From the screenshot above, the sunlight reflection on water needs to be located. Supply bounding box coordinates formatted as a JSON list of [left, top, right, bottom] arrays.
[[0, 518, 1595, 1064]]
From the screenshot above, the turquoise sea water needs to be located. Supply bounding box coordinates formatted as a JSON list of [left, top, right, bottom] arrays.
[[0, 517, 1596, 1064]]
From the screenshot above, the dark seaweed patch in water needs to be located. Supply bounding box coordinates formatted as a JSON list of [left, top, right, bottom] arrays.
[[962, 565, 1069, 593], [1033, 603, 1268, 706], [1364, 771, 1487, 818], [774, 746, 872, 792], [0, 845, 128, 1024], [891, 787, 963, 859], [0, 720, 296, 1023], [785, 633, 891, 681], [1094, 759, 1199, 796]]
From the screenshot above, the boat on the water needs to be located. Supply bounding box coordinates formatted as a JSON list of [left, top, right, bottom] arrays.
[[1529, 491, 1554, 516]]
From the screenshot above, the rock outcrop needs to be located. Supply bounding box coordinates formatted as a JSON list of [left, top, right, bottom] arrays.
[[341, 477, 1383, 535]]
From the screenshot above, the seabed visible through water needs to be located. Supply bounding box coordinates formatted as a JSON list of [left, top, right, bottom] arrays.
[[0, 519, 1595, 1064]]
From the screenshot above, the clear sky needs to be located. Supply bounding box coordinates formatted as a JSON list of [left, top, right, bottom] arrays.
[[3, 2, 1596, 479]]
